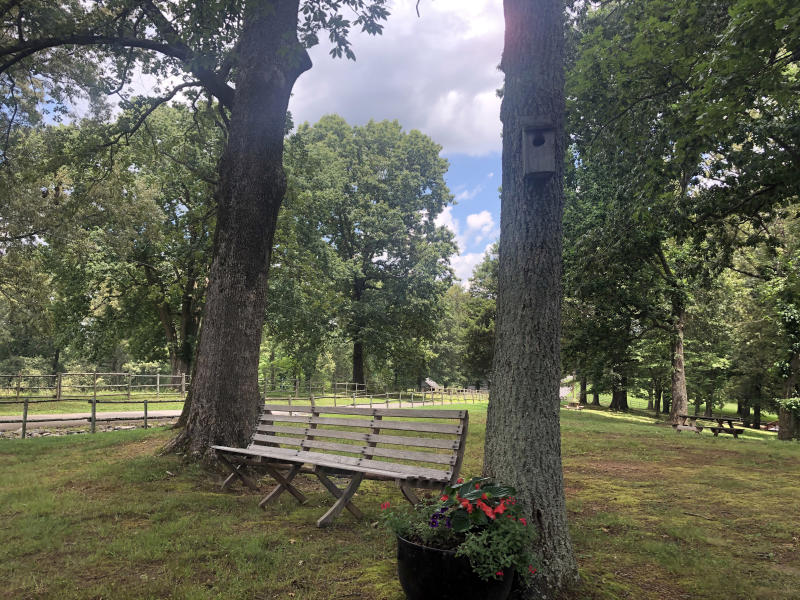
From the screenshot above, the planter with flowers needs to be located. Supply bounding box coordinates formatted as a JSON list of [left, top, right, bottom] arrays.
[[381, 476, 537, 600]]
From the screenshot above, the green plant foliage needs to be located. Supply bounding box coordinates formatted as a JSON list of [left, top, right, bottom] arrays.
[[380, 476, 536, 582]]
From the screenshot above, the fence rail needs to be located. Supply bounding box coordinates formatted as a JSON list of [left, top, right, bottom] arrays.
[[0, 372, 489, 439]]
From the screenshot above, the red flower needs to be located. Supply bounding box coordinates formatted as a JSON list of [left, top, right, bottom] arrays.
[[476, 500, 496, 520], [519, 517, 527, 526], [440, 495, 449, 502], [380, 501, 390, 510], [496, 571, 504, 577], [457, 478, 464, 484], [493, 503, 507, 516], [528, 565, 537, 575], [460, 499, 473, 513], [481, 493, 488, 500], [475, 483, 481, 490]]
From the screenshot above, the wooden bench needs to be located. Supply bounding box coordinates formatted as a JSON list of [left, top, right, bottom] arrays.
[[709, 426, 744, 438], [211, 404, 469, 527]]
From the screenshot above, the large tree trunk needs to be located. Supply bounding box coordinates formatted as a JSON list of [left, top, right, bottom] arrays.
[[668, 309, 689, 424], [166, 1, 311, 458], [591, 384, 600, 406], [779, 353, 800, 440], [579, 374, 587, 405], [654, 379, 662, 413], [352, 340, 365, 387], [609, 373, 628, 412], [483, 1, 578, 595]]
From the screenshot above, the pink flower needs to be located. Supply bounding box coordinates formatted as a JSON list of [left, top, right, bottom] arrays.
[[380, 501, 390, 510], [496, 571, 504, 577]]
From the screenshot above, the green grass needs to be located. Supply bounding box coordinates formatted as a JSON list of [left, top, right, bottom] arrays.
[[577, 392, 780, 423], [1, 404, 798, 599]]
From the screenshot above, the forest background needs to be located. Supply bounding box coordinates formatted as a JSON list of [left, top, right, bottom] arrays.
[[1, 0, 799, 436]]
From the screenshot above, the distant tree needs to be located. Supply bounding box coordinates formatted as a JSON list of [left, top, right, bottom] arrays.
[[285, 116, 455, 387], [45, 105, 218, 378], [463, 244, 497, 389], [1, 0, 390, 457]]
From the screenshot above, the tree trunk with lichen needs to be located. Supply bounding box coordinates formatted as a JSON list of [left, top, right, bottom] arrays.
[[166, 1, 311, 459], [483, 0, 578, 596]]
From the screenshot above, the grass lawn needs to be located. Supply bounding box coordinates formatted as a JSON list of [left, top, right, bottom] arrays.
[[1, 404, 798, 599]]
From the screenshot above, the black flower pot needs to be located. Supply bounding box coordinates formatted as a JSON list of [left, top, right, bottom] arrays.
[[396, 535, 515, 600]]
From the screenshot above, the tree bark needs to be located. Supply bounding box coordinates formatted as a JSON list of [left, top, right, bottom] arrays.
[[483, 1, 578, 595], [579, 374, 587, 405], [591, 384, 600, 406], [654, 380, 662, 414], [779, 353, 800, 440], [166, 1, 311, 458], [352, 340, 365, 387], [610, 374, 628, 412], [668, 309, 689, 423]]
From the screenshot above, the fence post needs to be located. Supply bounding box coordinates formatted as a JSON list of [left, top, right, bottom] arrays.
[[181, 373, 187, 399], [127, 373, 132, 403], [91, 372, 97, 433], [16, 373, 26, 439], [143, 395, 148, 429], [156, 373, 160, 403], [56, 373, 62, 402]]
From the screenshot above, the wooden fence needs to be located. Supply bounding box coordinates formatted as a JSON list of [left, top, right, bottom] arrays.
[[0, 373, 488, 438]]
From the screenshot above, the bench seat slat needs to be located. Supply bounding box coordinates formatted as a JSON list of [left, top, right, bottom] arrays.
[[365, 446, 455, 465], [259, 414, 462, 434], [262, 405, 466, 419], [251, 436, 453, 466], [256, 425, 460, 450], [212, 445, 451, 482]]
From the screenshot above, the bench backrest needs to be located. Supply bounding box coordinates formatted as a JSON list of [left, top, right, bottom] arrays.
[[250, 404, 469, 484]]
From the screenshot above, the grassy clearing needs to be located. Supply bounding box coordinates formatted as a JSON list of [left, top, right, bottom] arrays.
[[583, 392, 780, 423], [1, 404, 798, 599], [0, 394, 186, 416]]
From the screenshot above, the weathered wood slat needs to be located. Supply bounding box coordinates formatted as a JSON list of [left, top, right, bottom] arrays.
[[258, 413, 462, 434], [254, 425, 460, 449], [212, 445, 451, 482], [259, 437, 454, 465], [262, 404, 466, 419], [364, 445, 453, 465], [251, 433, 305, 447]]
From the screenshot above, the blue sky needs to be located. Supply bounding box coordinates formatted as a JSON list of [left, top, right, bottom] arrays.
[[440, 152, 501, 282], [289, 0, 504, 284]]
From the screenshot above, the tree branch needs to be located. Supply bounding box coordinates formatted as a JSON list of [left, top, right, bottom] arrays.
[[104, 81, 201, 147], [0, 33, 235, 108]]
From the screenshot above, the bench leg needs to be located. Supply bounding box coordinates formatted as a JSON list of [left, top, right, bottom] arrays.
[[316, 472, 365, 527], [399, 482, 421, 506], [314, 470, 364, 520], [217, 454, 259, 491], [260, 463, 307, 507]]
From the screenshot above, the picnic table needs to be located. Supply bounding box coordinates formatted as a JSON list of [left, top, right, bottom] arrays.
[[674, 414, 745, 438]]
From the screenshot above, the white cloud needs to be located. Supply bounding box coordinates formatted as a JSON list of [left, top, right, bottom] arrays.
[[450, 252, 485, 284], [435, 205, 462, 251], [290, 0, 504, 155], [466, 210, 494, 234], [454, 185, 484, 202]]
